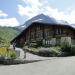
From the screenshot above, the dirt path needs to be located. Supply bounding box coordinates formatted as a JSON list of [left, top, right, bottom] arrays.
[[26, 52, 56, 60]]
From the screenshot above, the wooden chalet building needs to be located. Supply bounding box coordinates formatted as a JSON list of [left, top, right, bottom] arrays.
[[11, 14, 75, 48]]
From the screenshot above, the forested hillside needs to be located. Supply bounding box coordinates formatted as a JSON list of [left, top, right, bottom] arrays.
[[0, 27, 19, 47]]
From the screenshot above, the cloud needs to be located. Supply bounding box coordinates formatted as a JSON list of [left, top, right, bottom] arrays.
[[18, 0, 75, 24], [0, 10, 8, 17], [18, 5, 39, 18], [0, 10, 19, 27], [0, 18, 19, 27], [18, 0, 44, 18]]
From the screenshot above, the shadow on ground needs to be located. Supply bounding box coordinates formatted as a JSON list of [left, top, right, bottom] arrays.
[[0, 59, 50, 65]]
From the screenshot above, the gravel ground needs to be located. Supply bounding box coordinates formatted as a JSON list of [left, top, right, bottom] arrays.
[[0, 53, 75, 75], [26, 53, 56, 60]]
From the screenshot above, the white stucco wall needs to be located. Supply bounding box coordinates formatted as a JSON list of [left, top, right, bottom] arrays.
[[43, 38, 56, 46], [50, 38, 56, 45], [43, 37, 72, 46], [61, 37, 71, 45]]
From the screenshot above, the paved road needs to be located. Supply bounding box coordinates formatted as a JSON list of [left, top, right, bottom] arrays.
[[0, 53, 75, 75]]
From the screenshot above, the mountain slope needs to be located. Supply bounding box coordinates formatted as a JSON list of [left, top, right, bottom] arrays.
[[17, 14, 75, 31], [16, 14, 58, 31], [0, 26, 19, 46]]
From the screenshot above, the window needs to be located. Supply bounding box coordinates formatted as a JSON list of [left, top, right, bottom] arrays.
[[37, 26, 40, 30], [56, 28, 62, 34], [45, 29, 50, 37], [31, 33, 34, 39], [36, 32, 42, 39]]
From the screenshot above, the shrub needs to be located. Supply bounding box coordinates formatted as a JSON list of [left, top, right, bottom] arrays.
[[70, 46, 75, 56], [8, 51, 17, 59], [61, 42, 75, 56], [61, 42, 71, 53], [36, 41, 42, 47], [10, 51, 16, 59], [29, 41, 42, 48], [6, 49, 17, 59], [38, 49, 53, 57], [37, 48, 59, 57]]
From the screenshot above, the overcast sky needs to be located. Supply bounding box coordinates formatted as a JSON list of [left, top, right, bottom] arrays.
[[0, 0, 75, 27]]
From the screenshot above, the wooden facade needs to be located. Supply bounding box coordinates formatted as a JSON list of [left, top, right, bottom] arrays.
[[11, 22, 75, 47]]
